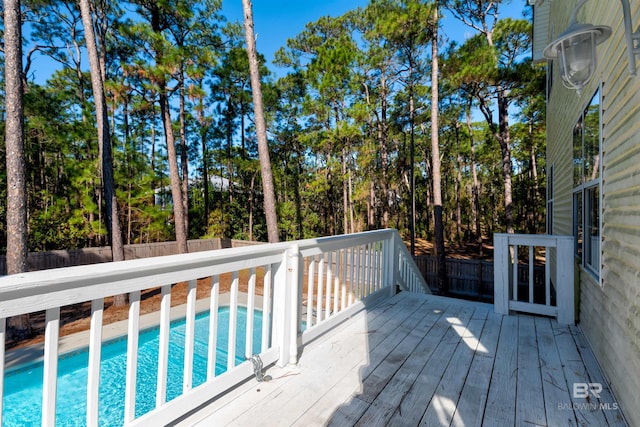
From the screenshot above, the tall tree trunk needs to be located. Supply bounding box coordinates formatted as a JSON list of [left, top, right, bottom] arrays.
[[431, 3, 448, 295], [497, 87, 514, 234], [295, 147, 304, 239], [198, 88, 210, 230], [348, 167, 355, 234], [455, 123, 462, 243], [242, 0, 279, 243], [249, 172, 256, 241], [160, 92, 188, 252], [379, 72, 390, 229], [478, 91, 514, 235], [79, 0, 126, 305], [368, 180, 376, 230], [409, 80, 417, 256], [150, 4, 188, 253], [529, 118, 542, 233], [342, 147, 348, 234], [5, 0, 32, 339], [467, 105, 482, 257], [179, 70, 189, 237]]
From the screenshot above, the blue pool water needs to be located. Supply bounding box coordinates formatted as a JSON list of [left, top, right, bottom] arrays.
[[2, 307, 264, 426]]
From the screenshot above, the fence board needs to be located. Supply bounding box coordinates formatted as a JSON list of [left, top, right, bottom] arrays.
[[0, 239, 262, 274], [414, 255, 546, 304]]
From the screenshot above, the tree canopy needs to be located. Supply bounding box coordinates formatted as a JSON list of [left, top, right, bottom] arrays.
[[0, 0, 546, 256]]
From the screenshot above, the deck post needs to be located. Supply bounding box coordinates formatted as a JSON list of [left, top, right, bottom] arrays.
[[272, 249, 290, 367], [288, 244, 301, 365], [392, 232, 401, 291], [494, 234, 510, 315], [385, 234, 396, 296], [556, 236, 575, 325]]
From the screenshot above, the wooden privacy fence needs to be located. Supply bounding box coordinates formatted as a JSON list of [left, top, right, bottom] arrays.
[[414, 256, 494, 302], [413, 255, 546, 303], [0, 238, 262, 274]]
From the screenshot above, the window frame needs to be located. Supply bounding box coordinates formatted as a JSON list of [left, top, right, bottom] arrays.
[[572, 87, 603, 283]]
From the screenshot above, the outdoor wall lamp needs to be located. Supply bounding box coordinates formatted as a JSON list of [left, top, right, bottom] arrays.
[[543, 0, 611, 93], [543, 0, 640, 93]]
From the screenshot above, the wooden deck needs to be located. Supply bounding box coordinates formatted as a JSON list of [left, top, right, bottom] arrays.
[[173, 292, 627, 427]]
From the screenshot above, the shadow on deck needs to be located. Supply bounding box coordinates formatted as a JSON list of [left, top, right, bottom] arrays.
[[174, 292, 627, 427]]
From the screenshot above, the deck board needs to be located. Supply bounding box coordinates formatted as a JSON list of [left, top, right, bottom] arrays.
[[174, 292, 627, 427], [516, 315, 546, 427], [346, 303, 465, 427], [450, 311, 502, 427], [482, 314, 518, 426], [386, 305, 476, 426], [419, 315, 488, 426], [534, 316, 578, 427], [291, 297, 432, 426]]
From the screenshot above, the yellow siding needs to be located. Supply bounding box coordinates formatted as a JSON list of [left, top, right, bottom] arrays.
[[545, 2, 640, 426]]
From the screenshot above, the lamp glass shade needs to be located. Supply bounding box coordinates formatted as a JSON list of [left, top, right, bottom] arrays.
[[556, 32, 597, 91], [543, 17, 611, 93]]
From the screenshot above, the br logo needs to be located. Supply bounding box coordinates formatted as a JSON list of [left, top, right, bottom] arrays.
[[573, 382, 602, 399]]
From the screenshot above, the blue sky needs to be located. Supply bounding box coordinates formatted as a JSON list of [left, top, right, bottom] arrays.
[[26, 1, 529, 84], [221, 0, 530, 73]]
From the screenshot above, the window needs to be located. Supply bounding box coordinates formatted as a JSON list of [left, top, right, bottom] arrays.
[[573, 88, 602, 280]]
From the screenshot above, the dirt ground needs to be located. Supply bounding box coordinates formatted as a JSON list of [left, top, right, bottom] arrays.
[[7, 237, 493, 351], [410, 237, 494, 261]]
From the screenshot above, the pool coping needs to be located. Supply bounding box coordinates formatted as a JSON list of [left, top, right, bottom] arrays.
[[4, 292, 263, 372]]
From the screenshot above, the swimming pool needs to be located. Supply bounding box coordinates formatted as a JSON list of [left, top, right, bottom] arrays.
[[2, 307, 264, 426]]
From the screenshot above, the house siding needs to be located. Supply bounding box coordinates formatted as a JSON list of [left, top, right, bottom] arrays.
[[545, 1, 640, 426]]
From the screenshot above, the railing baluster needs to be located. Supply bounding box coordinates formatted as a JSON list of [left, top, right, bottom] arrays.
[[246, 268, 256, 358], [42, 307, 60, 427], [306, 258, 315, 328], [545, 246, 551, 306], [370, 244, 376, 294], [207, 275, 220, 380], [317, 256, 324, 323], [262, 265, 272, 351], [369, 243, 378, 293], [227, 271, 239, 370], [124, 290, 141, 423], [512, 245, 519, 302], [156, 284, 171, 406], [183, 279, 197, 393], [403, 255, 408, 290], [333, 250, 340, 314], [357, 245, 364, 298], [341, 249, 347, 311], [87, 299, 104, 427], [529, 245, 535, 303], [370, 244, 376, 293], [362, 245, 369, 297], [374, 242, 381, 292], [348, 247, 355, 306], [325, 251, 333, 319]]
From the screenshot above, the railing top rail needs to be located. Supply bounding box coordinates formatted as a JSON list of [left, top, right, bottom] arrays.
[[0, 229, 398, 318], [494, 233, 573, 247]]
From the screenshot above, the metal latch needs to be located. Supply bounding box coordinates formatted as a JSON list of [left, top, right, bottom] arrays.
[[248, 354, 272, 382]]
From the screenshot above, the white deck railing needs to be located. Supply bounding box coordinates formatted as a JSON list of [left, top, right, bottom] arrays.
[[0, 229, 428, 426], [493, 233, 574, 325]]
